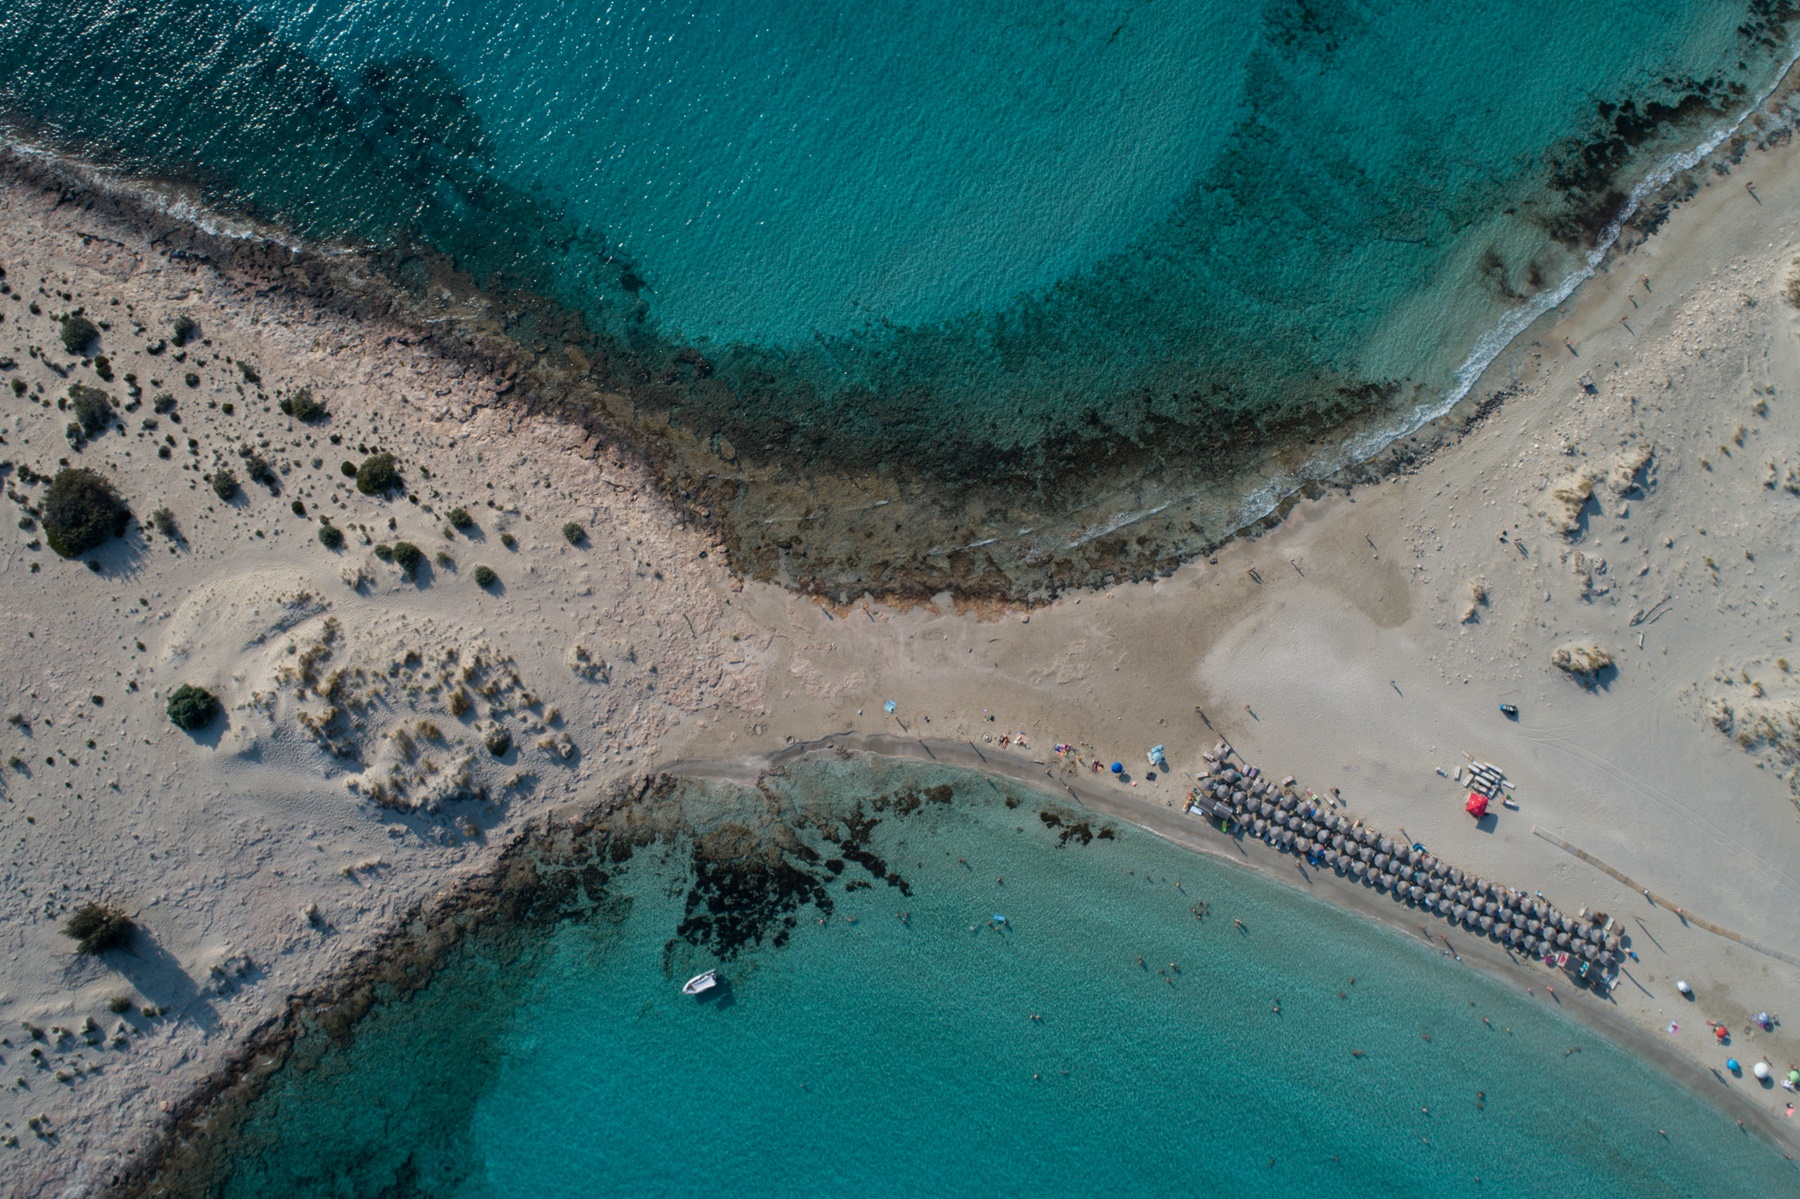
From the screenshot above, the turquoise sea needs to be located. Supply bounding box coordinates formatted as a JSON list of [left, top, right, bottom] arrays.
[[2, 1, 1796, 594], [161, 759, 1795, 1198]]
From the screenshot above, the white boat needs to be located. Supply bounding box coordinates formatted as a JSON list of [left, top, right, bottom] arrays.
[[682, 969, 718, 996]]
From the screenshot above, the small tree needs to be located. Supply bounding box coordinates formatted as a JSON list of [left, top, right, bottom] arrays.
[[68, 384, 113, 436], [171, 314, 197, 346], [42, 468, 128, 557], [210, 468, 240, 501], [242, 450, 277, 490], [562, 521, 586, 545], [60, 313, 100, 355], [279, 388, 328, 422], [63, 902, 133, 954], [355, 453, 401, 495], [473, 565, 497, 587], [447, 506, 474, 531], [391, 541, 423, 575], [318, 523, 345, 550], [166, 683, 219, 731]]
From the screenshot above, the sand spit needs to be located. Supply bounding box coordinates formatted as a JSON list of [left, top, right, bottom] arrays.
[[5, 58, 1800, 1198]]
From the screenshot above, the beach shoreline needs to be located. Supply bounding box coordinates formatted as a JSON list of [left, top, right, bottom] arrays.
[[670, 736, 1800, 1157], [3, 32, 1800, 1196]]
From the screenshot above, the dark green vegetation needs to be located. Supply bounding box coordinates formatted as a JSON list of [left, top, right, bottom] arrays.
[[68, 383, 113, 436], [210, 467, 240, 501], [499, 532, 516, 550], [171, 314, 197, 346], [279, 388, 327, 422], [355, 453, 400, 495], [150, 507, 180, 539], [562, 521, 585, 545], [41, 467, 128, 557], [447, 506, 473, 531], [59, 312, 99, 355], [473, 564, 497, 587], [243, 450, 277, 489], [166, 683, 219, 731], [63, 902, 133, 954], [391, 540, 423, 574], [318, 522, 345, 549]]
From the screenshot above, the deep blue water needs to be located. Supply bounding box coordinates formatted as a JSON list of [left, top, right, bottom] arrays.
[[1, 1, 1794, 593], [178, 760, 1797, 1198]]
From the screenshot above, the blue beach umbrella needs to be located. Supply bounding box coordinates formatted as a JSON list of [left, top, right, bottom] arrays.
[[1110, 762, 1124, 774], [1727, 1058, 1741, 1073]]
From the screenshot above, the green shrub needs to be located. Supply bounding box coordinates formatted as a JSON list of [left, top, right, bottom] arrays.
[[166, 683, 218, 731], [63, 902, 133, 954], [391, 541, 423, 574], [291, 499, 306, 516], [9, 378, 24, 397], [562, 521, 586, 545], [171, 314, 197, 346], [183, 371, 200, 388], [373, 543, 394, 561], [243, 451, 277, 489], [238, 361, 260, 384], [499, 532, 517, 550], [60, 313, 99, 355], [318, 523, 345, 550], [435, 550, 452, 568], [280, 388, 328, 422], [93, 355, 114, 382], [150, 507, 180, 539], [42, 468, 128, 557], [68, 384, 113, 436], [447, 506, 474, 531], [473, 564, 497, 587], [210, 468, 239, 501], [152, 393, 177, 415], [355, 453, 400, 495]]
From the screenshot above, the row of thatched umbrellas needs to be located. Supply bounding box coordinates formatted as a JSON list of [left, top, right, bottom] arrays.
[[1197, 754, 1622, 970]]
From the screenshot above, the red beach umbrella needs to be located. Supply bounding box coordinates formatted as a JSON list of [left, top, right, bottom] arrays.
[[1464, 792, 1489, 818]]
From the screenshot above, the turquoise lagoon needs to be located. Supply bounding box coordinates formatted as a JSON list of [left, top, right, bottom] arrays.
[[180, 759, 1795, 1198], [2, 2, 1796, 592]]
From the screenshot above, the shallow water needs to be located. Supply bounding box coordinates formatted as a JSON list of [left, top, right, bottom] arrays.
[[184, 759, 1795, 1198], [2, 2, 1794, 593]]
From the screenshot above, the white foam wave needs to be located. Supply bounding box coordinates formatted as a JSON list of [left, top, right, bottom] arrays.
[[0, 127, 349, 257], [1040, 41, 1800, 563]]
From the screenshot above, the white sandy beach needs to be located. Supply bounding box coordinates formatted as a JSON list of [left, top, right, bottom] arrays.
[[4, 92, 1800, 1193]]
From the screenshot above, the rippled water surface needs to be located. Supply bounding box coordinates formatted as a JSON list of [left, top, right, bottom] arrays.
[[175, 760, 1796, 1198], [1, 1, 1792, 589]]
